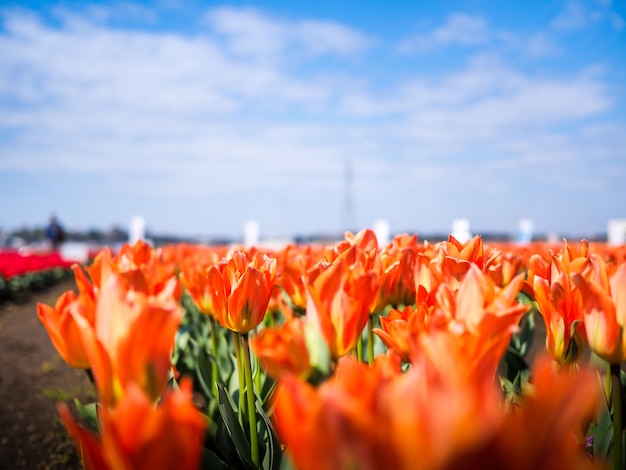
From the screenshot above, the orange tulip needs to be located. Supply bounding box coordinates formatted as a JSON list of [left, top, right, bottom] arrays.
[[418, 239, 478, 297], [345, 228, 380, 251], [274, 350, 600, 470], [446, 234, 485, 267], [574, 257, 626, 364], [421, 235, 486, 290], [58, 379, 206, 470], [371, 234, 418, 313], [278, 244, 320, 313], [250, 317, 311, 379], [423, 264, 529, 381], [178, 248, 219, 319], [373, 305, 430, 362], [530, 252, 589, 365], [87, 242, 182, 303], [305, 246, 378, 358], [37, 290, 90, 369], [206, 250, 277, 333], [435, 263, 527, 330], [327, 228, 379, 260], [37, 264, 97, 369], [485, 249, 524, 288], [387, 346, 504, 470], [73, 259, 183, 407], [39, 242, 183, 395], [273, 356, 402, 470], [415, 252, 440, 306], [179, 263, 219, 318], [525, 240, 589, 293], [273, 346, 501, 470], [439, 356, 602, 470], [160, 243, 226, 273]]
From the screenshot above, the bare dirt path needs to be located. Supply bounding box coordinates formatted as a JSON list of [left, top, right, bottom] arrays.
[[0, 280, 95, 470]]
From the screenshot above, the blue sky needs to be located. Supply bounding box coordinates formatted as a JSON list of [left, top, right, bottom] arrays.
[[1, 0, 625, 240]]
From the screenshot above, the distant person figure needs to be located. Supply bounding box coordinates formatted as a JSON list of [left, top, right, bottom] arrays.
[[45, 215, 66, 251]]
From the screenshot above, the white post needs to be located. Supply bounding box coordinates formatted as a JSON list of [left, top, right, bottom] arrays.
[[373, 219, 390, 247], [516, 218, 535, 245], [244, 220, 260, 247], [608, 219, 626, 246], [452, 218, 471, 243], [129, 216, 146, 245]]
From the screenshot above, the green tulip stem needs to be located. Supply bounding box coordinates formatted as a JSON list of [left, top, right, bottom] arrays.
[[241, 333, 260, 466], [233, 331, 245, 415], [605, 361, 612, 404], [611, 362, 623, 470], [209, 317, 219, 394], [356, 335, 363, 362], [254, 353, 261, 396], [367, 316, 375, 366]]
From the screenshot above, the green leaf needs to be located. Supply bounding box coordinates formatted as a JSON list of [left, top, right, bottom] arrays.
[[195, 348, 215, 400], [278, 287, 306, 318], [620, 369, 626, 448], [216, 384, 256, 470], [228, 353, 241, 401], [502, 346, 529, 383], [279, 455, 297, 470], [517, 311, 536, 355], [216, 414, 248, 469], [256, 401, 282, 470], [517, 290, 536, 307], [176, 330, 190, 352], [74, 400, 99, 434], [260, 379, 277, 408], [201, 448, 229, 470], [303, 322, 331, 376], [217, 333, 234, 384], [592, 371, 614, 460]]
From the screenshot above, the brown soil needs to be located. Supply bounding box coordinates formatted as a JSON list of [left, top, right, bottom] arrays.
[[0, 280, 96, 470]]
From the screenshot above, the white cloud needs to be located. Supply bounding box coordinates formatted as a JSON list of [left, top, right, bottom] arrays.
[[0, 6, 623, 237], [51, 2, 159, 27], [339, 56, 610, 133], [433, 14, 490, 45], [524, 32, 562, 58], [552, 1, 589, 30], [551, 0, 625, 32], [204, 7, 373, 60], [398, 13, 490, 53], [398, 13, 564, 61], [204, 7, 284, 58]]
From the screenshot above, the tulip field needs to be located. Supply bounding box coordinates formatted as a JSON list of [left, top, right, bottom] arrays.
[[0, 250, 73, 303], [35, 231, 626, 470]]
